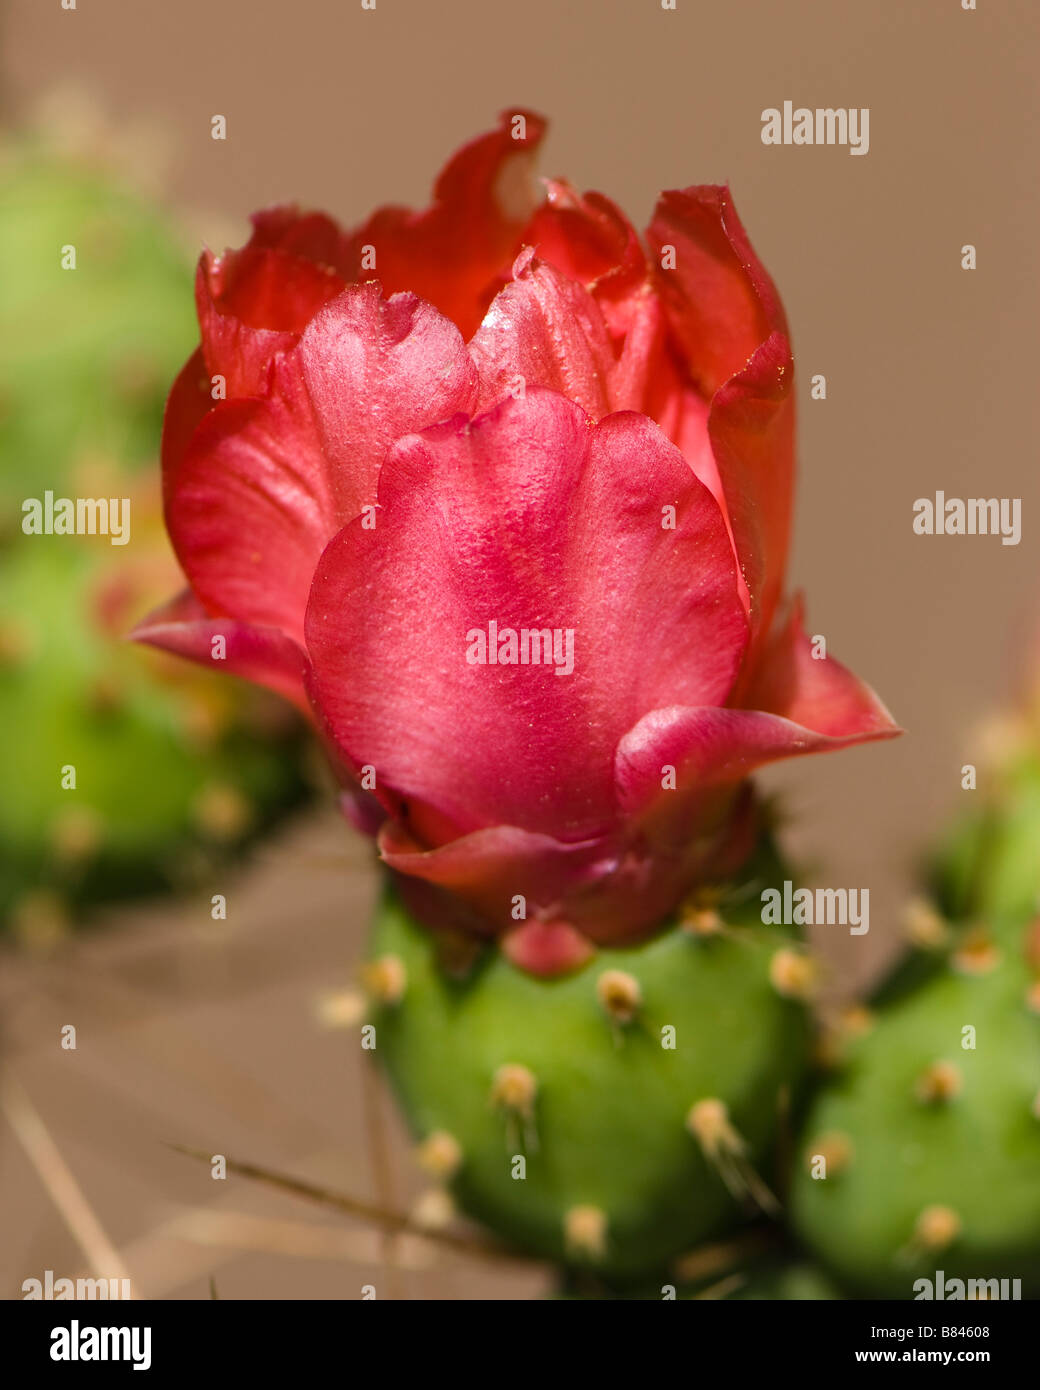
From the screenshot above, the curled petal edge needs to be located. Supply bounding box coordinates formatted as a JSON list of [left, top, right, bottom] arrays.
[[129, 590, 311, 717]]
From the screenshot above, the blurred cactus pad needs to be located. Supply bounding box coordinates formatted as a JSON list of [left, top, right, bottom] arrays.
[[0, 140, 195, 502], [791, 929, 1040, 1297], [791, 702, 1040, 1298], [0, 140, 312, 935]]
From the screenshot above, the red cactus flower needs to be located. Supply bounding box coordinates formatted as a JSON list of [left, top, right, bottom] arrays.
[[135, 110, 899, 975]]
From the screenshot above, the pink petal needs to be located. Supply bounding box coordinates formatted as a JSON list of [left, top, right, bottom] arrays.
[[470, 249, 616, 418], [166, 283, 477, 646], [609, 288, 667, 412], [502, 918, 595, 975], [299, 283, 477, 484], [741, 595, 901, 739], [130, 590, 310, 714], [380, 791, 755, 975], [616, 697, 900, 830], [643, 350, 750, 614], [338, 787, 388, 838], [378, 818, 604, 926], [304, 389, 747, 842]]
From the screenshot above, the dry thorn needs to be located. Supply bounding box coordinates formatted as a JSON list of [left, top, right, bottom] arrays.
[[671, 1228, 777, 1284], [490, 1063, 538, 1153], [686, 1098, 779, 1215], [680, 888, 724, 937], [1, 1072, 136, 1296], [166, 1144, 524, 1264]]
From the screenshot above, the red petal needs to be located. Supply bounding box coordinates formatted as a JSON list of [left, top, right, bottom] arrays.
[[164, 206, 359, 498], [378, 818, 603, 919], [191, 206, 358, 400], [648, 187, 794, 641], [524, 179, 648, 338], [245, 205, 358, 277], [470, 249, 616, 418], [648, 185, 787, 397], [741, 595, 901, 739], [196, 247, 346, 398], [299, 284, 477, 487], [161, 349, 214, 506], [709, 330, 795, 641], [304, 389, 747, 843], [130, 590, 310, 714], [166, 366, 333, 647], [350, 110, 547, 338], [616, 696, 899, 828], [167, 284, 477, 646]]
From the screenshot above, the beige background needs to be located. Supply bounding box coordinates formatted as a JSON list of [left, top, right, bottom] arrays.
[[2, 0, 1038, 1298]]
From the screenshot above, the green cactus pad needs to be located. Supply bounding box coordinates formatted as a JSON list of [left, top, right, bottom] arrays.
[[933, 752, 1040, 933], [0, 540, 311, 928], [367, 864, 811, 1282], [727, 1258, 843, 1300], [0, 146, 315, 932], [791, 938, 1040, 1297], [553, 1256, 842, 1300], [0, 143, 196, 531]]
